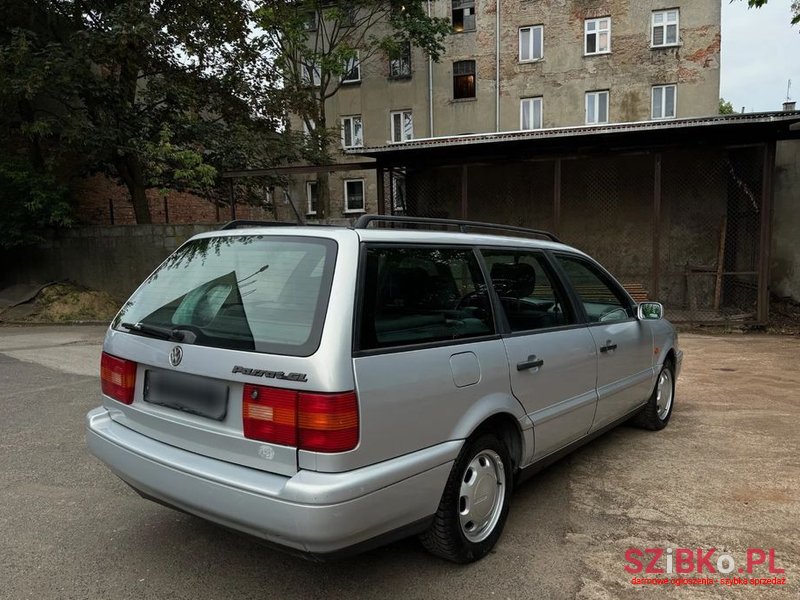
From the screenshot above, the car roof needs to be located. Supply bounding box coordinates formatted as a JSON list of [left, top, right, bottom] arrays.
[[189, 224, 586, 257]]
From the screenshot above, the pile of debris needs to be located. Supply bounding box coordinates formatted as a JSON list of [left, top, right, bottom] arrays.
[[769, 296, 800, 336], [0, 282, 120, 324]]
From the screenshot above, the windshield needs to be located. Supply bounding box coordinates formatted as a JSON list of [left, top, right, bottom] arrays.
[[113, 235, 337, 356]]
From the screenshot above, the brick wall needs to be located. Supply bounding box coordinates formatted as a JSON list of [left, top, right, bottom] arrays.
[[74, 174, 274, 225]]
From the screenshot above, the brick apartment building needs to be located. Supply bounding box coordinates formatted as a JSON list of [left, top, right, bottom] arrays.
[[283, 0, 721, 219]]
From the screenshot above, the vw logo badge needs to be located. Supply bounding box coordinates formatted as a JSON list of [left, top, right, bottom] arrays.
[[169, 346, 183, 367]]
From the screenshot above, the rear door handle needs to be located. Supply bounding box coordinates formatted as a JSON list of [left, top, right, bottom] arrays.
[[517, 355, 544, 371], [600, 341, 618, 353]]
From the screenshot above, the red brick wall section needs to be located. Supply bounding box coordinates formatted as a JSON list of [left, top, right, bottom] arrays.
[[73, 174, 274, 225]]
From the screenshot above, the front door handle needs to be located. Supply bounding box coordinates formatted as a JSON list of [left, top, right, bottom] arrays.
[[517, 355, 544, 371], [600, 340, 618, 353]]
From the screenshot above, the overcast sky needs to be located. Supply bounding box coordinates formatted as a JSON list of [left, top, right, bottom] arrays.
[[721, 1, 800, 112]]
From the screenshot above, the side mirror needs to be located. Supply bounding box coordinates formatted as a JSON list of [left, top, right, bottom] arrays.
[[638, 302, 664, 320]]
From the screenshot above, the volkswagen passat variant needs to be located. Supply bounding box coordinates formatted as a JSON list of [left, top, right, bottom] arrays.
[[86, 215, 681, 563]]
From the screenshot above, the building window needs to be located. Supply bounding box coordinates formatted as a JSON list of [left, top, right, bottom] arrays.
[[652, 9, 679, 47], [302, 62, 320, 87], [303, 11, 317, 31], [342, 52, 361, 83], [520, 97, 543, 130], [306, 181, 318, 215], [302, 118, 316, 135], [585, 90, 609, 124], [344, 179, 366, 213], [585, 17, 611, 55], [652, 84, 677, 119], [519, 25, 543, 62], [452, 0, 476, 32], [391, 110, 413, 142], [340, 6, 356, 27], [453, 60, 476, 99], [341, 115, 363, 148], [390, 42, 412, 79]]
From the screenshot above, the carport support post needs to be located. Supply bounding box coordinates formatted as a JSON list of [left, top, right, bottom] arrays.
[[757, 142, 776, 324], [652, 153, 662, 300], [461, 164, 469, 219], [376, 167, 386, 215], [553, 159, 562, 236]]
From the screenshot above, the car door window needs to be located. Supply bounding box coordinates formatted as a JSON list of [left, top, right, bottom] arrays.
[[555, 254, 633, 323], [358, 246, 494, 350], [481, 250, 573, 331]]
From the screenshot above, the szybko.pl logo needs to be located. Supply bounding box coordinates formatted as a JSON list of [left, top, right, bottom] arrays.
[[625, 547, 787, 587]]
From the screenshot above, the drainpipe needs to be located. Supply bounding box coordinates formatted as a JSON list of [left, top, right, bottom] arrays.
[[495, 0, 500, 131], [428, 0, 434, 137]]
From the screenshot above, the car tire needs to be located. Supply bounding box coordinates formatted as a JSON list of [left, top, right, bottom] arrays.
[[632, 361, 675, 431], [419, 433, 513, 563]]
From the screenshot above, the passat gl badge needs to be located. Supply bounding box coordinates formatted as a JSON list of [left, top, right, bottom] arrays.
[[169, 345, 183, 367]]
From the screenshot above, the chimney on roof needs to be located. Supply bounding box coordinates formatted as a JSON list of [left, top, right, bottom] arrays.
[[783, 100, 797, 111]]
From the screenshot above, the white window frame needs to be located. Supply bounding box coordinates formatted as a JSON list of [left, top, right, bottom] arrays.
[[344, 179, 366, 213], [585, 90, 609, 125], [519, 97, 543, 130], [584, 17, 611, 55], [519, 25, 544, 63], [306, 181, 318, 215], [651, 84, 677, 120], [651, 9, 680, 48], [341, 115, 363, 148], [342, 52, 361, 83], [390, 110, 413, 143], [302, 118, 316, 136]]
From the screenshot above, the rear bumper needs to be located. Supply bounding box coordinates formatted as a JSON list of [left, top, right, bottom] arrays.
[[86, 407, 457, 555]]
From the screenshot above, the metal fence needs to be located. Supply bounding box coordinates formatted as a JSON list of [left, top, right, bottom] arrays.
[[381, 144, 772, 324]]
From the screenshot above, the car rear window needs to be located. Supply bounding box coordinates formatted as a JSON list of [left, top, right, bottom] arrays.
[[113, 235, 337, 356]]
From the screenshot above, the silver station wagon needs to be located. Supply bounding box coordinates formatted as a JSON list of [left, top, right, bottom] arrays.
[[86, 215, 682, 563]]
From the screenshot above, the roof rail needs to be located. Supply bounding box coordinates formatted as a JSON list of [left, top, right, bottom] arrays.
[[353, 214, 562, 243], [219, 220, 300, 230]]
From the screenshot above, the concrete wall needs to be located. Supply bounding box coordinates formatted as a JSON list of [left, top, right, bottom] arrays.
[[772, 140, 800, 301], [0, 224, 216, 300]]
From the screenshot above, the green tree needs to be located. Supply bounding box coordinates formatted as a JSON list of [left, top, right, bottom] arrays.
[[0, 156, 72, 249], [0, 0, 295, 225], [255, 1, 451, 220], [719, 98, 736, 114], [739, 1, 800, 25]]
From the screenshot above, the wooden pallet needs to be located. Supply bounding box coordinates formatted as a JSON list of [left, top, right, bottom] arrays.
[[574, 283, 649, 303]]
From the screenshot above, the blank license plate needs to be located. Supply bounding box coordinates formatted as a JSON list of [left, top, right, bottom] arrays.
[[144, 370, 228, 421]]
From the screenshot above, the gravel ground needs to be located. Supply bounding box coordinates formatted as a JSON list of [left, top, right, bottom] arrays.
[[0, 327, 797, 599]]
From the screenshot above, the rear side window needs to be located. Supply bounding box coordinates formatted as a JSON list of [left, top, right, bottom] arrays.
[[481, 249, 573, 331], [358, 246, 494, 350], [114, 235, 337, 356]]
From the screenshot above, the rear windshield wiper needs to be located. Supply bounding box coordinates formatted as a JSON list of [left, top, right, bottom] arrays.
[[120, 322, 186, 342]]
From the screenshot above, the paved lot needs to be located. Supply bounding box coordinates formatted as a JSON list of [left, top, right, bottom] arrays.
[[1, 326, 798, 599]]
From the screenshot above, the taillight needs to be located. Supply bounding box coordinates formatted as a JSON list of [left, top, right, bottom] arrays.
[[100, 352, 137, 405], [243, 384, 297, 446], [243, 385, 359, 453]]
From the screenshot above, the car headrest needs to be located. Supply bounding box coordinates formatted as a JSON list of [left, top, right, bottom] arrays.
[[490, 262, 536, 298]]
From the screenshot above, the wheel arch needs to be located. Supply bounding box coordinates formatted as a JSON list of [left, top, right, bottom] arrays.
[[449, 393, 531, 471]]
